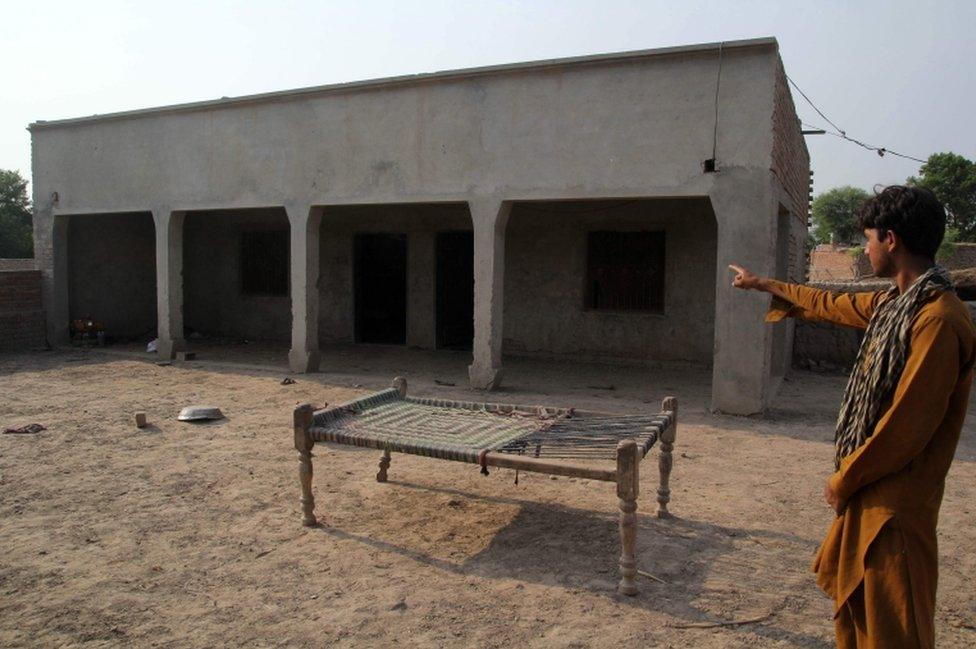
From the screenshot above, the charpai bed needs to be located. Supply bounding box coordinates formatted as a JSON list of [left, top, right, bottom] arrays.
[[292, 377, 678, 595]]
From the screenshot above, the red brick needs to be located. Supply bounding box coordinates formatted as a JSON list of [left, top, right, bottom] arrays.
[[771, 60, 811, 220], [0, 271, 45, 350]]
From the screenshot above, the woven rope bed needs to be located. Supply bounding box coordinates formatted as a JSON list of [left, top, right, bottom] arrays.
[[293, 377, 678, 595]]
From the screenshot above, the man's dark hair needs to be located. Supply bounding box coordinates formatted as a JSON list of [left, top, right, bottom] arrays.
[[856, 185, 946, 260]]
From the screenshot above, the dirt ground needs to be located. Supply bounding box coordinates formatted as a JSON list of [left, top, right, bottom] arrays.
[[1, 346, 974, 648]]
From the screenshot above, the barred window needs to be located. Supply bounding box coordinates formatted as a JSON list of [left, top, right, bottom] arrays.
[[585, 231, 665, 312], [240, 231, 289, 296]]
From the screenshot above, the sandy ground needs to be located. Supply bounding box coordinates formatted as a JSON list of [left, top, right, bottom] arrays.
[[1, 346, 974, 648]]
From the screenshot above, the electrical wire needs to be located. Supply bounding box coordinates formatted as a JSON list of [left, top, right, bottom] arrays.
[[801, 121, 927, 164], [712, 42, 724, 161], [788, 77, 846, 136], [789, 76, 928, 164]]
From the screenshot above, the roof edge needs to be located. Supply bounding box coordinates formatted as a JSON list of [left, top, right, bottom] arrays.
[[29, 37, 778, 131]]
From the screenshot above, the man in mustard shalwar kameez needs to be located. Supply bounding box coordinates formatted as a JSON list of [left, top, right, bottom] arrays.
[[730, 185, 975, 648]]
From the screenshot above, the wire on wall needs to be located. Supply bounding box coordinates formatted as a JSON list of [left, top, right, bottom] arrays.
[[711, 41, 724, 163]]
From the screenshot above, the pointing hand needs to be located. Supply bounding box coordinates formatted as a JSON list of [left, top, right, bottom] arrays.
[[728, 264, 760, 290]]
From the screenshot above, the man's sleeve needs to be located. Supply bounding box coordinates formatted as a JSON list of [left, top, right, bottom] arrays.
[[764, 281, 884, 330], [829, 316, 960, 505]]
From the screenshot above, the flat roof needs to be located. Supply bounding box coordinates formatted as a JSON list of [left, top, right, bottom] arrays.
[[29, 37, 777, 131]]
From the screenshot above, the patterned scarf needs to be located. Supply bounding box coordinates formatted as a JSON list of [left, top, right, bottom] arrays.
[[833, 265, 953, 468]]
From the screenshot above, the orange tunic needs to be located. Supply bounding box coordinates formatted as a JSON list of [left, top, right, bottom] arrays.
[[766, 282, 975, 648]]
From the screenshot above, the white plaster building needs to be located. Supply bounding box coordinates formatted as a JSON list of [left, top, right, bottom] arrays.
[[30, 37, 809, 414]]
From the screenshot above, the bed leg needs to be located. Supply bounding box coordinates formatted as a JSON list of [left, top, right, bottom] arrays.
[[378, 377, 404, 484], [616, 439, 639, 596], [294, 403, 317, 526], [657, 396, 678, 519], [376, 449, 391, 482], [392, 376, 407, 397]]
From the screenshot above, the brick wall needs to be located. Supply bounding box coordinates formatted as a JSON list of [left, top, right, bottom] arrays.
[[808, 245, 858, 281], [810, 243, 976, 282], [793, 320, 862, 372], [0, 258, 35, 271], [771, 60, 811, 219], [945, 243, 976, 269], [793, 279, 883, 371], [0, 270, 47, 351]]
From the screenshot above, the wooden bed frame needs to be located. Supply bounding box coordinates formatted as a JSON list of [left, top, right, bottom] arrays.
[[292, 378, 678, 595]]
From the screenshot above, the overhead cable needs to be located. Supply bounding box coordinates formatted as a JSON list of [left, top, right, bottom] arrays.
[[789, 77, 928, 164]]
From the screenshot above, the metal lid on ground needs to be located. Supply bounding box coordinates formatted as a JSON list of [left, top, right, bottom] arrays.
[[177, 406, 224, 422]]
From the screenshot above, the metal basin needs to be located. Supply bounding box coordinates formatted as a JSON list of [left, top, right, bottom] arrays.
[[177, 406, 224, 422]]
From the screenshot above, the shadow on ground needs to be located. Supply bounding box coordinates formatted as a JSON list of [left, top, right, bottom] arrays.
[[316, 479, 831, 648]]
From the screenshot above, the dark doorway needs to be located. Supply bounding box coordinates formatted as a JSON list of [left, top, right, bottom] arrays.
[[68, 212, 157, 341], [355, 233, 407, 344], [436, 231, 474, 350]]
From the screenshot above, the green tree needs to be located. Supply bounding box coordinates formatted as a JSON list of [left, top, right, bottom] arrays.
[[909, 152, 976, 241], [936, 226, 959, 263], [810, 186, 870, 246], [0, 169, 33, 258]]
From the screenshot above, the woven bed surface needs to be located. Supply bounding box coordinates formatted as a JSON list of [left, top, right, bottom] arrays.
[[309, 388, 670, 462]]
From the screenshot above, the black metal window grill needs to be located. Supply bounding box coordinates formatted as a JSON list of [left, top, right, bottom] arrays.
[[585, 231, 665, 312], [240, 230, 289, 296]]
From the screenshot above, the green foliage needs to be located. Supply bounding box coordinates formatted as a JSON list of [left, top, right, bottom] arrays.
[[810, 186, 870, 245], [804, 232, 817, 258], [908, 152, 976, 241], [0, 169, 33, 258], [936, 226, 959, 263]]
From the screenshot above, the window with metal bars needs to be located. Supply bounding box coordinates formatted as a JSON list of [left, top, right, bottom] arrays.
[[585, 231, 665, 312], [240, 230, 289, 296]]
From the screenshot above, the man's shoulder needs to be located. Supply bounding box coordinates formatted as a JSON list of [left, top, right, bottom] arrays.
[[916, 292, 976, 342]]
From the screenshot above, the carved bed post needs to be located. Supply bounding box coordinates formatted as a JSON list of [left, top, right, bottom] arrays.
[[616, 438, 640, 596], [392, 376, 407, 397], [377, 377, 407, 482], [376, 450, 391, 483], [294, 403, 317, 526], [657, 396, 678, 519], [376, 376, 407, 482]]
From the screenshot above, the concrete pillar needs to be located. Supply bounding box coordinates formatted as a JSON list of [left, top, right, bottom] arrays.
[[30, 188, 70, 346], [286, 203, 322, 373], [406, 231, 436, 349], [152, 208, 186, 359], [709, 170, 778, 415], [47, 213, 70, 346], [468, 199, 511, 390]]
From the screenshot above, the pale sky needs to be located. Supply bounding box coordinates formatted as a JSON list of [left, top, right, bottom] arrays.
[[2, 0, 974, 197]]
